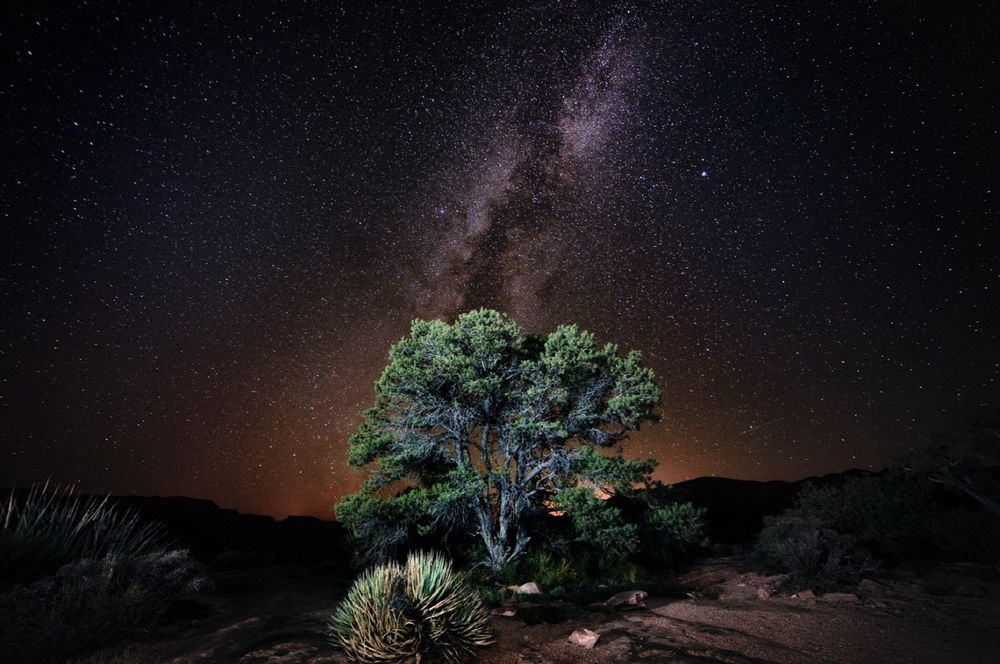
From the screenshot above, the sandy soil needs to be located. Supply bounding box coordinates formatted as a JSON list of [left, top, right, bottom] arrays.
[[82, 558, 1000, 664]]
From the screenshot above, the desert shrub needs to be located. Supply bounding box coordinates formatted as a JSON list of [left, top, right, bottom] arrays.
[[751, 472, 930, 590], [793, 472, 930, 558], [329, 550, 494, 664], [0, 486, 210, 663], [754, 514, 876, 591], [504, 547, 578, 591], [0, 549, 210, 663], [1, 484, 165, 591]]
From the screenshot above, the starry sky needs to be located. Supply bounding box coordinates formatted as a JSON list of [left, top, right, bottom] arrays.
[[3, 1, 996, 519]]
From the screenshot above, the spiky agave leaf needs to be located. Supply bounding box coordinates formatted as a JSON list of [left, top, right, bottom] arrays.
[[329, 551, 495, 663]]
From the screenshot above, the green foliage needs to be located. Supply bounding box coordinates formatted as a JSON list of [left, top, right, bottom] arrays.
[[551, 488, 640, 563], [337, 309, 662, 575], [498, 542, 641, 597], [0, 485, 210, 662], [328, 551, 495, 664], [336, 490, 434, 564], [504, 547, 579, 592], [640, 499, 709, 565]]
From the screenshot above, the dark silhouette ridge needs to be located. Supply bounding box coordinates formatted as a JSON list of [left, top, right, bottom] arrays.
[[670, 468, 876, 543], [8, 467, 952, 562]]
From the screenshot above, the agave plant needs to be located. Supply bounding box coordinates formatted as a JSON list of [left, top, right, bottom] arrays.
[[329, 550, 495, 664]]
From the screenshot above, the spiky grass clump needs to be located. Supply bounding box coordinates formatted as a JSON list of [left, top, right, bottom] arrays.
[[329, 551, 495, 664], [0, 484, 210, 662], [1, 483, 165, 590]]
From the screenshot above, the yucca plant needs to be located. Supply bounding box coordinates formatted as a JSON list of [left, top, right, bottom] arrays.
[[0, 484, 210, 662], [329, 551, 495, 664], [1, 482, 165, 591]]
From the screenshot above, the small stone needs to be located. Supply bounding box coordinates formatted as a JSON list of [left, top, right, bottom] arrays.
[[605, 589, 649, 607], [756, 587, 771, 599], [491, 607, 516, 617], [793, 589, 816, 600], [820, 592, 858, 603], [508, 581, 543, 594], [568, 628, 600, 649]]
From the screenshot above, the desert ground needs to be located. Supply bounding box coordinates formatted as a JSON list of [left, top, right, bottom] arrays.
[[79, 556, 1000, 664]]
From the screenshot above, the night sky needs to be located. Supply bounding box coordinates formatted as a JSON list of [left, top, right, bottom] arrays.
[[3, 1, 996, 519]]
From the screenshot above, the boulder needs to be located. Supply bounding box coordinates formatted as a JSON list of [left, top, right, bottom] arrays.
[[568, 628, 600, 649], [604, 589, 648, 607], [820, 592, 859, 603], [792, 589, 816, 600], [507, 581, 543, 594]]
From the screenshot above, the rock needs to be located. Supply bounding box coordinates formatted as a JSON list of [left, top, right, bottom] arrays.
[[756, 587, 771, 599], [605, 635, 633, 656], [568, 628, 600, 649], [605, 589, 648, 607], [792, 589, 816, 600], [491, 607, 517, 617], [594, 621, 631, 634], [821, 592, 859, 603], [508, 581, 543, 594]]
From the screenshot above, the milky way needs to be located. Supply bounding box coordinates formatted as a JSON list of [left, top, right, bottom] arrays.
[[413, 9, 645, 325], [2, 1, 996, 518]]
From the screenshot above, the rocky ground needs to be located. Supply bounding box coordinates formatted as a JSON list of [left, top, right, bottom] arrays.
[[80, 557, 1000, 664]]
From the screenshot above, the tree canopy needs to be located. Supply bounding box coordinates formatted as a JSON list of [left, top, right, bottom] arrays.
[[336, 309, 663, 575]]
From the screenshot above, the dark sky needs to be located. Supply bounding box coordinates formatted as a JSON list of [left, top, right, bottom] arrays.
[[2, 1, 996, 518]]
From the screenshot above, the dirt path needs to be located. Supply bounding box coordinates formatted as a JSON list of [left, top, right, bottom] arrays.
[[84, 558, 999, 664]]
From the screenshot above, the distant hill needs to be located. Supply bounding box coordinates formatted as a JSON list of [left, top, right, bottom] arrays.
[[669, 469, 875, 543], [1, 468, 876, 563]]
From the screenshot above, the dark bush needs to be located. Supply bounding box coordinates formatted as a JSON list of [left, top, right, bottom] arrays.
[[749, 469, 1000, 591], [754, 514, 877, 591], [926, 508, 1000, 564], [792, 472, 930, 559], [0, 486, 211, 662]]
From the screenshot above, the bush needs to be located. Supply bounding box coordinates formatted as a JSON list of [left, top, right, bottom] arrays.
[[754, 514, 876, 591], [329, 551, 494, 664], [504, 547, 578, 592], [792, 472, 929, 559], [0, 550, 210, 662], [0, 485, 210, 662], [750, 472, 929, 591], [1, 484, 165, 591]]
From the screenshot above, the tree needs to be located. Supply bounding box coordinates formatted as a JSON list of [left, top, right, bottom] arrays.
[[336, 309, 661, 576], [901, 412, 1000, 515]]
